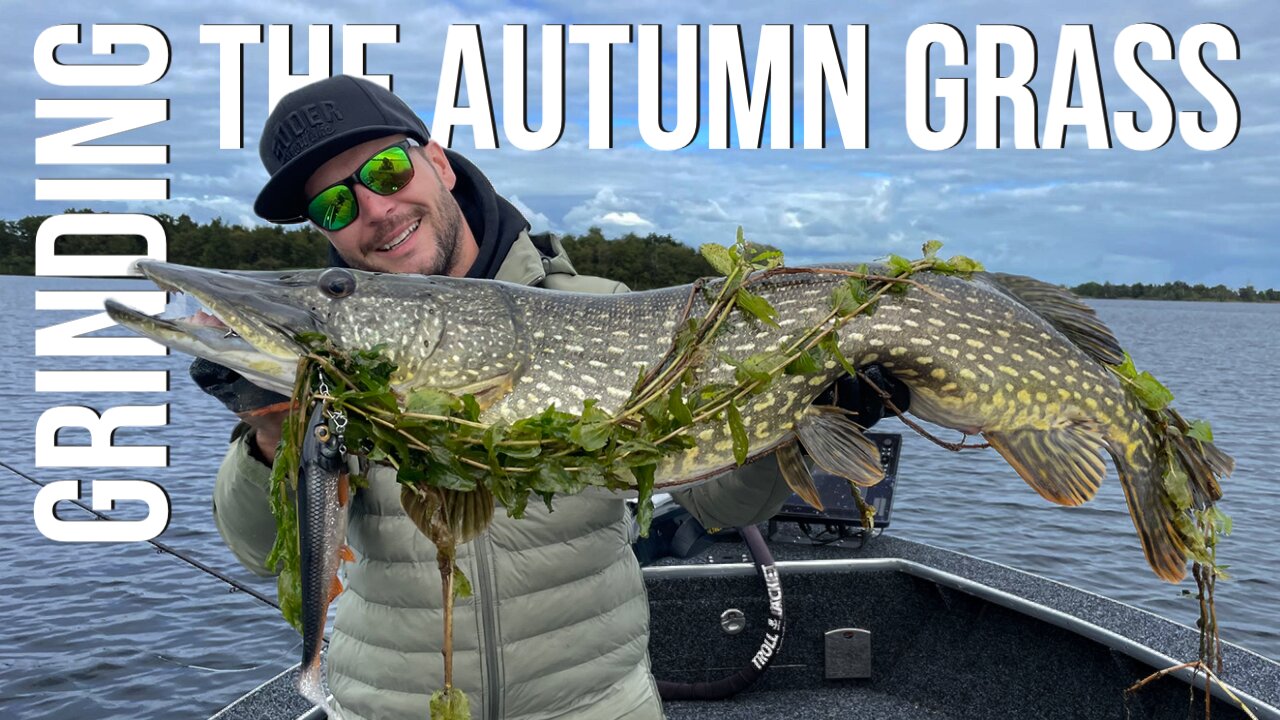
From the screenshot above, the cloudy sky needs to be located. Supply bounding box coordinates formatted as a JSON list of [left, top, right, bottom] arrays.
[[8, 1, 1279, 287]]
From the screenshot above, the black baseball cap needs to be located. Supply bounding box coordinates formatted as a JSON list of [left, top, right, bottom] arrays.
[[253, 75, 431, 224]]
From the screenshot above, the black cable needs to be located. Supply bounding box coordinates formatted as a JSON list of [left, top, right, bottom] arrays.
[[1, 459, 280, 611], [656, 524, 784, 701]]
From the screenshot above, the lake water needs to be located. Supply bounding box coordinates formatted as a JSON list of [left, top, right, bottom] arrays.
[[1, 275, 1277, 720]]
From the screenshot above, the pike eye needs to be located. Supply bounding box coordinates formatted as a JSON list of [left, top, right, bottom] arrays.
[[318, 268, 355, 298]]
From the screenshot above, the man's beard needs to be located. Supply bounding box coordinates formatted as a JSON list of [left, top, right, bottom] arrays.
[[417, 199, 464, 276]]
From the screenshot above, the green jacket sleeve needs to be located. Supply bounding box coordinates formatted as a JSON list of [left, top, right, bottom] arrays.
[[668, 455, 793, 529], [212, 426, 279, 577]]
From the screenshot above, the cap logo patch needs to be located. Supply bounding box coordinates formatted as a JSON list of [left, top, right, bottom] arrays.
[[271, 101, 345, 164]]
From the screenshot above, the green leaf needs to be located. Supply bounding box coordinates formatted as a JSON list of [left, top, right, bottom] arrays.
[[1175, 513, 1212, 565], [727, 403, 749, 466], [1162, 463, 1192, 511], [569, 399, 613, 451], [452, 566, 473, 599], [830, 278, 870, 315], [405, 388, 461, 416], [633, 463, 657, 537], [532, 462, 581, 495], [700, 243, 735, 277], [819, 333, 858, 376], [1111, 351, 1138, 380], [399, 458, 476, 493], [668, 383, 694, 426], [617, 438, 665, 467], [1204, 506, 1233, 536], [734, 351, 783, 388], [429, 688, 472, 720], [495, 440, 542, 460], [276, 565, 302, 634], [922, 239, 943, 258], [639, 396, 672, 437], [751, 249, 784, 269], [672, 318, 699, 354], [946, 255, 984, 275], [735, 288, 780, 327], [461, 395, 482, 422], [887, 254, 913, 276], [784, 349, 823, 375], [1186, 420, 1214, 443], [482, 421, 508, 463], [1132, 371, 1175, 411]]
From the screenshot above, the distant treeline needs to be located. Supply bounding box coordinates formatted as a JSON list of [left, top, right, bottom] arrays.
[[0, 212, 716, 289], [558, 227, 716, 290], [2, 214, 1275, 300], [0, 212, 331, 275], [1069, 281, 1280, 303]]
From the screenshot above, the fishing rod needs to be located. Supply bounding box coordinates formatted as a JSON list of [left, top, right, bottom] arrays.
[[1, 459, 279, 611]]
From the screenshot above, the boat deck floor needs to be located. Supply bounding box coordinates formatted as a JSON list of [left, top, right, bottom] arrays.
[[665, 686, 951, 719]]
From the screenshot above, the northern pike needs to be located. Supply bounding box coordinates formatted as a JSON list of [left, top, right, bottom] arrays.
[[297, 400, 353, 715], [105, 261, 1231, 582]]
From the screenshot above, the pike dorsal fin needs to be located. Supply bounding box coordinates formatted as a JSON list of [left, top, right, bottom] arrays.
[[795, 406, 884, 487], [776, 442, 824, 511], [982, 273, 1125, 366], [982, 418, 1108, 506]]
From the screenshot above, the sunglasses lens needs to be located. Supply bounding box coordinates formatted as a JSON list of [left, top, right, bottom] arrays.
[[307, 185, 358, 231], [359, 145, 414, 195]]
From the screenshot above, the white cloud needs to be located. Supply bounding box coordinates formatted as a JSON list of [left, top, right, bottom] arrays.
[[598, 211, 652, 227], [508, 194, 556, 233]]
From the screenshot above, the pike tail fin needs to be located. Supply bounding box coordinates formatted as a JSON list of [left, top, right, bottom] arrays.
[[1118, 405, 1233, 583], [1106, 402, 1233, 583], [1110, 434, 1191, 583]]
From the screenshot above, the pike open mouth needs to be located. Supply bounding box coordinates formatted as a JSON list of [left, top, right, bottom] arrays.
[[104, 261, 320, 395]]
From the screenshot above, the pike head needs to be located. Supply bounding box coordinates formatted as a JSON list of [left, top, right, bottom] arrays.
[[105, 261, 525, 404]]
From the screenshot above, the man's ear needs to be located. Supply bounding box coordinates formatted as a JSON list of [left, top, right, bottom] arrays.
[[422, 140, 456, 191]]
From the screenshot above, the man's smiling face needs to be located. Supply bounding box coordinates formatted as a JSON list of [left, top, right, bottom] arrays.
[[304, 134, 477, 277]]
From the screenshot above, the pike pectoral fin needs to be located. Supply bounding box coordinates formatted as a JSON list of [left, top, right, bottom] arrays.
[[452, 373, 516, 411], [795, 406, 884, 487], [328, 575, 344, 604], [777, 442, 824, 511], [983, 420, 1108, 506]]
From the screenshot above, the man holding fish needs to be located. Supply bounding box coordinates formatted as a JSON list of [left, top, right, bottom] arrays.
[[193, 75, 901, 720]]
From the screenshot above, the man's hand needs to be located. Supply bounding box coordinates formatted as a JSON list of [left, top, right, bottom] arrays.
[[190, 355, 291, 466], [238, 406, 289, 464]]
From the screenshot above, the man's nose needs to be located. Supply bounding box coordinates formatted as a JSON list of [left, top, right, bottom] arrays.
[[353, 182, 398, 220]]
